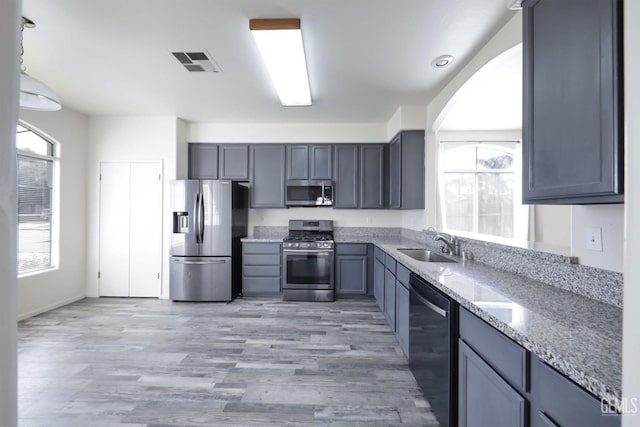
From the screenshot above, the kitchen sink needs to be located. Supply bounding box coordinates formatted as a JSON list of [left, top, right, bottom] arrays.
[[397, 248, 457, 263]]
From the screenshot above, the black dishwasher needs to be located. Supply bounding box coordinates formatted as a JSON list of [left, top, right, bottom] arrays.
[[409, 273, 458, 427]]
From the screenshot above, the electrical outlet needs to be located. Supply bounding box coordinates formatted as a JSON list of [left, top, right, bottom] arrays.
[[585, 227, 603, 252], [365, 216, 371, 225]]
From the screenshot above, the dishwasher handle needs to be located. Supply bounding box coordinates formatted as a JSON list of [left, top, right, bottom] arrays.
[[411, 284, 448, 318]]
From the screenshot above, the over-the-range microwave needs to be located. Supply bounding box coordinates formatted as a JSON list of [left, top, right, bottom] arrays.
[[285, 180, 333, 207]]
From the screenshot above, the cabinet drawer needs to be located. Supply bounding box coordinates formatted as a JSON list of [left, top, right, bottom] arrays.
[[531, 357, 620, 427], [242, 277, 281, 294], [460, 308, 528, 392], [335, 243, 368, 255], [243, 254, 281, 266], [384, 253, 396, 274], [374, 246, 385, 262], [396, 263, 410, 288], [242, 265, 280, 277], [243, 242, 281, 254]]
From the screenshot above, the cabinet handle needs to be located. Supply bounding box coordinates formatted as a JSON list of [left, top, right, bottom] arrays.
[[173, 259, 226, 265]]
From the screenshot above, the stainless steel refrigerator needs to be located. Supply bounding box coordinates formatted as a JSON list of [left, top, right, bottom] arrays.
[[170, 180, 248, 301]]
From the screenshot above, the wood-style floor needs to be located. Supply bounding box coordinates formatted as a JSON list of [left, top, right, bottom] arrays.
[[18, 297, 437, 426]]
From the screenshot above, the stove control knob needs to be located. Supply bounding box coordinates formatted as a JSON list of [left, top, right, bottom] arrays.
[[294, 243, 299, 247]]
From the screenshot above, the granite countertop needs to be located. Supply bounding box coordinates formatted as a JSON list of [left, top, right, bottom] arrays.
[[241, 234, 622, 401]]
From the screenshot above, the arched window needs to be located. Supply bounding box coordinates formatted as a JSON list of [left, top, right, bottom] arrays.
[[16, 124, 58, 275], [439, 140, 527, 241]]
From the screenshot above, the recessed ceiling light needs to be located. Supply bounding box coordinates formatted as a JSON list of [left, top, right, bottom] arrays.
[[250, 18, 312, 106], [432, 55, 454, 68]]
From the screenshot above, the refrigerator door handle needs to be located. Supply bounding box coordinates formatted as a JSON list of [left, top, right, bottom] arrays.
[[199, 191, 205, 244], [172, 258, 227, 265], [194, 192, 201, 244]]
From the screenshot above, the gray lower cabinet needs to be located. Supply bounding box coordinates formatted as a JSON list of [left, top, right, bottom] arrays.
[[359, 144, 386, 209], [373, 255, 385, 311], [242, 242, 281, 295], [460, 307, 620, 427], [333, 145, 359, 208], [531, 356, 620, 427], [395, 280, 409, 357], [522, 0, 623, 204], [384, 267, 396, 332], [188, 143, 218, 179], [218, 144, 249, 180], [459, 340, 526, 427], [388, 130, 425, 209], [335, 244, 368, 297], [249, 144, 286, 208]]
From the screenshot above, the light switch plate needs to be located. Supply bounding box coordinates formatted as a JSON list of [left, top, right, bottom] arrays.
[[586, 227, 603, 251]]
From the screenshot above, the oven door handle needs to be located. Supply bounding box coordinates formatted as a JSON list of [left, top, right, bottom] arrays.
[[283, 249, 333, 255]]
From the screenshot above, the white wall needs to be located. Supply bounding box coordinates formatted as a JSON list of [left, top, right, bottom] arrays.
[[18, 108, 89, 319], [386, 105, 427, 140], [86, 117, 178, 299], [623, 0, 640, 423], [571, 205, 624, 273], [0, 2, 19, 425], [187, 121, 406, 230]]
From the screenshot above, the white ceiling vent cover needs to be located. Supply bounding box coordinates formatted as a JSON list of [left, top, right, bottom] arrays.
[[172, 50, 222, 73]]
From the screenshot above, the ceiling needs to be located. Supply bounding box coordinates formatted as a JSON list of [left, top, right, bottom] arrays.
[[21, 0, 514, 123], [440, 43, 522, 131]]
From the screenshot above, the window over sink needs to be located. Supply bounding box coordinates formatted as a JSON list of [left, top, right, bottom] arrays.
[[438, 139, 529, 243]]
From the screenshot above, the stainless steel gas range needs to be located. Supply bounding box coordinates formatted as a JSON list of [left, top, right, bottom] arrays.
[[282, 220, 334, 302]]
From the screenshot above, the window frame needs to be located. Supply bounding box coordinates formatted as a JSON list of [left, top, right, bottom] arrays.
[[16, 122, 60, 277], [437, 131, 528, 245]]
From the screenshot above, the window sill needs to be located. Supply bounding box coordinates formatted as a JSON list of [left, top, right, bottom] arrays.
[[18, 266, 58, 279]]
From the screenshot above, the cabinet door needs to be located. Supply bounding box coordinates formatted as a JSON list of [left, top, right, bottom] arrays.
[[459, 340, 526, 427], [384, 268, 396, 331], [530, 356, 620, 427], [250, 145, 286, 208], [522, 0, 623, 204], [310, 144, 333, 180], [359, 144, 386, 209], [334, 145, 359, 208], [188, 143, 218, 179], [335, 255, 367, 296], [218, 145, 249, 180], [388, 135, 402, 209], [373, 258, 385, 311], [395, 282, 409, 356], [287, 144, 309, 180]]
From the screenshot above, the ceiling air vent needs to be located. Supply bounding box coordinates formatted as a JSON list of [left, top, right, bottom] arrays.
[[172, 50, 222, 73]]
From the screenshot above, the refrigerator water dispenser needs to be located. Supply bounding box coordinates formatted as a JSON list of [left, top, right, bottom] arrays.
[[173, 212, 189, 233]]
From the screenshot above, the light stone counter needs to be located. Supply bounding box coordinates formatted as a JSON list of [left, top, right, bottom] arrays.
[[241, 233, 622, 401]]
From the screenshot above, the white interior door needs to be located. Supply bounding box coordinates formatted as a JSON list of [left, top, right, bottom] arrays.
[[99, 162, 131, 296], [129, 162, 162, 297]]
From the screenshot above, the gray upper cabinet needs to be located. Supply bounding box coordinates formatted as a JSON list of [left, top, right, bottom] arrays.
[[286, 145, 309, 180], [310, 145, 333, 180], [286, 144, 333, 180], [188, 143, 218, 179], [359, 144, 387, 209], [333, 145, 359, 208], [389, 130, 425, 209], [218, 144, 249, 180], [249, 144, 286, 208], [522, 0, 623, 204]]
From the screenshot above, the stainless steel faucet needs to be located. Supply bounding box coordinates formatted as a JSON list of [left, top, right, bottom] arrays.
[[433, 232, 460, 256]]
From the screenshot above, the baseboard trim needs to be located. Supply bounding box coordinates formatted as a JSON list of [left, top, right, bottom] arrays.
[[18, 294, 86, 321]]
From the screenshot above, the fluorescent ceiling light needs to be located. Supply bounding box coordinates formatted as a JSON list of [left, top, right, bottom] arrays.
[[250, 19, 312, 106]]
